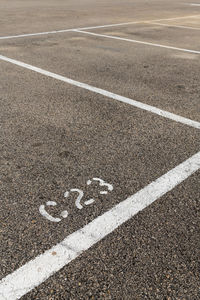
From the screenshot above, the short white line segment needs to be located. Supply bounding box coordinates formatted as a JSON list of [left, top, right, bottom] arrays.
[[148, 22, 200, 30], [74, 30, 200, 55], [0, 14, 200, 40], [190, 3, 200, 6], [0, 151, 200, 299], [0, 54, 200, 129]]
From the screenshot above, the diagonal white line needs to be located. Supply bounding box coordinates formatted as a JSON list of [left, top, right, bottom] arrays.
[[74, 30, 200, 55], [148, 22, 200, 30], [0, 14, 200, 40], [0, 29, 73, 40], [148, 13, 200, 22], [0, 54, 199, 129], [190, 3, 200, 6], [74, 20, 145, 31], [0, 151, 200, 299]]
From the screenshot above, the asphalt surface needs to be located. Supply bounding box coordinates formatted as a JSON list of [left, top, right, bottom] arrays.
[[0, 0, 200, 299], [0, 0, 199, 36]]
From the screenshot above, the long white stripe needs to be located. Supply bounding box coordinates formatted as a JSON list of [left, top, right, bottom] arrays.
[[0, 54, 199, 130], [0, 151, 200, 300], [74, 30, 200, 55], [0, 29, 72, 40], [190, 3, 200, 6], [148, 22, 200, 30], [75, 20, 145, 31], [0, 14, 200, 40], [149, 14, 200, 22]]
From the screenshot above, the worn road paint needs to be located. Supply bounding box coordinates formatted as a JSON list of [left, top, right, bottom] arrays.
[[0, 14, 200, 40], [39, 201, 68, 223], [39, 201, 62, 223], [0, 29, 73, 40], [149, 22, 200, 30], [75, 14, 200, 30], [190, 3, 200, 6], [74, 30, 200, 55], [0, 151, 200, 299], [0, 54, 199, 129], [87, 178, 113, 194], [84, 199, 95, 206], [40, 178, 114, 221], [72, 189, 84, 210]]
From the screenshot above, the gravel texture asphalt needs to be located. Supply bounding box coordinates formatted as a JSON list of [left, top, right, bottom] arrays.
[[0, 0, 200, 299]]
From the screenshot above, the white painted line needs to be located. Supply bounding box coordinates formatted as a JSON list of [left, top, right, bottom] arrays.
[[0, 29, 72, 40], [74, 30, 200, 55], [0, 151, 200, 300], [190, 3, 200, 6], [148, 22, 200, 30], [75, 21, 145, 31], [0, 14, 200, 40], [0, 54, 200, 129], [149, 14, 200, 22]]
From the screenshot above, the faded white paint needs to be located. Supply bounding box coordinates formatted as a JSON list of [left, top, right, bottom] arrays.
[[72, 188, 84, 209], [1, 151, 200, 299], [148, 22, 200, 30], [84, 198, 95, 205], [87, 178, 113, 194], [40, 178, 114, 222], [39, 201, 68, 222]]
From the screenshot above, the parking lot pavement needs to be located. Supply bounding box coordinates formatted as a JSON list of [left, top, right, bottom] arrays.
[[0, 0, 200, 299], [22, 170, 200, 300], [0, 58, 200, 298], [0, 24, 199, 122], [0, 0, 199, 36]]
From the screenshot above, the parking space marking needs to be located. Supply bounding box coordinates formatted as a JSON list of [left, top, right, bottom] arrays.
[[0, 14, 200, 40], [150, 14, 200, 22], [189, 3, 200, 6], [0, 21, 145, 40], [1, 151, 199, 300], [39, 178, 114, 222], [0, 54, 200, 129], [74, 30, 200, 55], [0, 29, 73, 40], [75, 15, 200, 30], [148, 22, 200, 30], [75, 21, 146, 31]]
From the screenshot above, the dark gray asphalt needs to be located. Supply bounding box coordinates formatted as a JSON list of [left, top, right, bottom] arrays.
[[24, 171, 200, 300], [1, 27, 199, 121], [0, 0, 200, 299]]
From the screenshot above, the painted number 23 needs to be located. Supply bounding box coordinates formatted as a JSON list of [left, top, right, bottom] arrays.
[[39, 178, 113, 222]]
